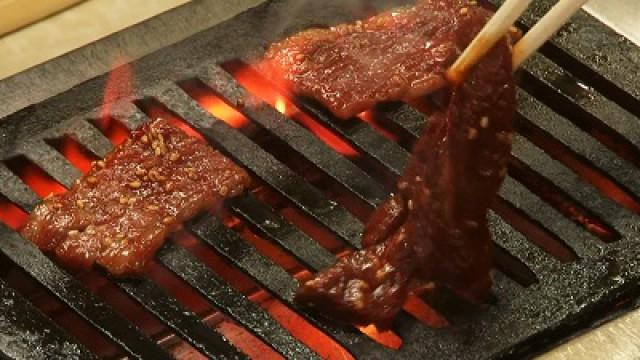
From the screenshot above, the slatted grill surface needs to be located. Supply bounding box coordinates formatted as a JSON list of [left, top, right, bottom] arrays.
[[0, 0, 639, 359]]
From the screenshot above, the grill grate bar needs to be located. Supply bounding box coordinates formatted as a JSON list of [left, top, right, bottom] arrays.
[[196, 65, 389, 207], [488, 211, 562, 276], [507, 156, 621, 243], [116, 279, 247, 360], [0, 225, 172, 360], [246, 68, 409, 176], [0, 279, 96, 360], [230, 194, 336, 271], [156, 241, 319, 359], [151, 83, 364, 248], [511, 137, 639, 235], [382, 103, 621, 253], [63, 120, 116, 159], [516, 90, 640, 200], [378, 104, 426, 139], [43, 124, 294, 360], [18, 141, 81, 189], [522, 55, 640, 156], [499, 176, 603, 259], [188, 213, 406, 358]]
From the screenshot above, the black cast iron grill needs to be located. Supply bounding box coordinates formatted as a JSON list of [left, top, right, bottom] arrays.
[[1, 0, 639, 359]]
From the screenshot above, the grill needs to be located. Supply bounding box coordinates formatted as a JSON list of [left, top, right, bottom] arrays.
[[1, 0, 639, 359]]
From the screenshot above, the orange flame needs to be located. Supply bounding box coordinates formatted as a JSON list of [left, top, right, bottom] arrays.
[[275, 98, 288, 116], [100, 56, 134, 120], [175, 231, 355, 359], [404, 295, 449, 328], [263, 298, 355, 360], [225, 64, 359, 157], [358, 324, 402, 350], [215, 321, 282, 360]]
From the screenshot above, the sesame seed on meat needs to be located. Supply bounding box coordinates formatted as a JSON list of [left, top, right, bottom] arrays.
[[21, 118, 250, 276]]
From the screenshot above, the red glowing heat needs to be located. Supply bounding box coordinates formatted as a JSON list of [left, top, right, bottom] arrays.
[[8, 159, 67, 199], [186, 86, 250, 129], [358, 111, 399, 142], [0, 200, 28, 230], [93, 117, 130, 146], [226, 64, 359, 157], [141, 103, 206, 141], [56, 136, 98, 174], [358, 324, 402, 350]]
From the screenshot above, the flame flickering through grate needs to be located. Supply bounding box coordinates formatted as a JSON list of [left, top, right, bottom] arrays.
[[0, 58, 421, 358], [222, 63, 360, 157]]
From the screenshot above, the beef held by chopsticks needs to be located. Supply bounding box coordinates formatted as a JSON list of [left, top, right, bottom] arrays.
[[22, 119, 250, 276], [259, 0, 505, 119], [294, 2, 516, 326]]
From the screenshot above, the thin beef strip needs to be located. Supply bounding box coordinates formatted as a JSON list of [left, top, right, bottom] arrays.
[[259, 0, 504, 119], [22, 118, 250, 276], [295, 3, 516, 326]]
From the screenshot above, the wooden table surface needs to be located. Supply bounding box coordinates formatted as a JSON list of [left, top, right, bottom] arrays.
[[0, 0, 85, 36], [539, 309, 640, 360]]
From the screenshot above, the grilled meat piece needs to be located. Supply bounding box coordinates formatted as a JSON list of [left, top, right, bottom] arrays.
[[259, 0, 498, 119], [22, 119, 250, 276], [296, 4, 516, 326]]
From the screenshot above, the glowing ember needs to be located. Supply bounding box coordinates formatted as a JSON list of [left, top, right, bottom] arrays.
[[294, 112, 359, 157], [6, 158, 66, 199], [216, 321, 282, 360], [55, 136, 99, 173], [0, 200, 28, 230], [262, 298, 355, 360], [404, 295, 448, 328], [508, 158, 618, 242], [358, 324, 402, 350], [174, 233, 354, 358], [226, 64, 359, 157], [357, 111, 399, 141], [188, 88, 250, 129]]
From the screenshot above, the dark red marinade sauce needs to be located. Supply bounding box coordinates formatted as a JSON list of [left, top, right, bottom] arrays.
[[260, 0, 503, 119], [22, 119, 250, 276], [289, 3, 517, 326]]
